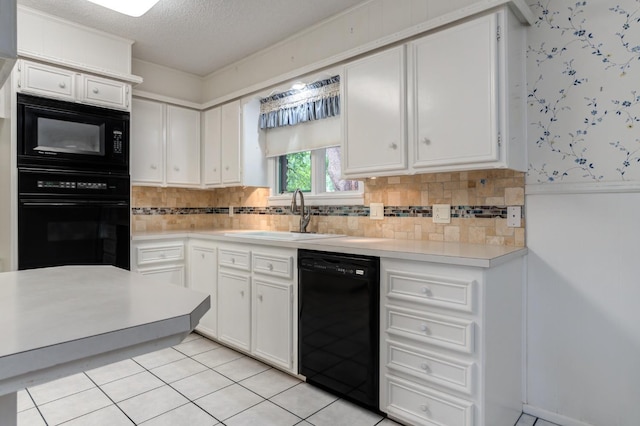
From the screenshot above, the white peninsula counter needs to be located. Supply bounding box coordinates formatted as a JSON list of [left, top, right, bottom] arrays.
[[0, 265, 210, 426]]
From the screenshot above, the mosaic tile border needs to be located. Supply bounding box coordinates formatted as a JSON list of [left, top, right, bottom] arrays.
[[132, 205, 523, 219]]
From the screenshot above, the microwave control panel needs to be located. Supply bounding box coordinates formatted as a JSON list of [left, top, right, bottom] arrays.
[[112, 130, 123, 154]]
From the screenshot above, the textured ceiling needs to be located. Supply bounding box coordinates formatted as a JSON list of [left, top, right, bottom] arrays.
[[16, 0, 366, 77]]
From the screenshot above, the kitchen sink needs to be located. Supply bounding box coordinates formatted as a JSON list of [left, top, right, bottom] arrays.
[[224, 231, 345, 241]]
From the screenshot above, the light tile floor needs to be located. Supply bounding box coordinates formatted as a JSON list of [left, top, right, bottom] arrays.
[[17, 333, 555, 426]]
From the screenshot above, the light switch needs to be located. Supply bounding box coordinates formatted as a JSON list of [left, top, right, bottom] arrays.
[[370, 203, 384, 220], [507, 206, 521, 227], [433, 204, 451, 224]]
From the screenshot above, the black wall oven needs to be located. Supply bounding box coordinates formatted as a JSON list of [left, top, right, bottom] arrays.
[[18, 168, 130, 271], [17, 93, 129, 173], [17, 94, 131, 271]]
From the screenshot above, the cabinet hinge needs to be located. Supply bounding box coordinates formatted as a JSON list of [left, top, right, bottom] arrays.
[[17, 62, 21, 72], [497, 133, 502, 147], [496, 25, 502, 42]]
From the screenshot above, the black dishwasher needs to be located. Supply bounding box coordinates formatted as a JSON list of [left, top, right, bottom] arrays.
[[298, 249, 380, 411]]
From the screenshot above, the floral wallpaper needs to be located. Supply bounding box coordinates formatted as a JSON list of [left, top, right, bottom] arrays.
[[527, 0, 640, 184]]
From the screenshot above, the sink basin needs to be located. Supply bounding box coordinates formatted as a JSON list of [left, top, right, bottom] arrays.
[[224, 231, 344, 241]]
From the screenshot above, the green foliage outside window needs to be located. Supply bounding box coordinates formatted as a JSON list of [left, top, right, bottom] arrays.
[[282, 151, 311, 193]]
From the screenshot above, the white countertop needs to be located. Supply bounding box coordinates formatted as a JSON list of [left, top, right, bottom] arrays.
[[132, 229, 527, 268], [0, 265, 210, 395]]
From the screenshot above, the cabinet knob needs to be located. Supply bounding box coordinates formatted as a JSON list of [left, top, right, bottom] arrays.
[[258, 294, 263, 301], [420, 363, 431, 373], [422, 137, 431, 145], [389, 142, 398, 150], [225, 166, 229, 171], [231, 258, 236, 264], [240, 290, 244, 297], [201, 253, 205, 259], [213, 168, 217, 172], [267, 263, 273, 271], [420, 323, 429, 333], [92, 88, 99, 94], [150, 164, 157, 170], [419, 404, 430, 413], [159, 253, 166, 258], [59, 82, 66, 89], [174, 166, 180, 172], [421, 286, 432, 297]]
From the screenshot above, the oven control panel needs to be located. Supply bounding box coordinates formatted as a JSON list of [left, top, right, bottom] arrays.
[[37, 180, 108, 190]]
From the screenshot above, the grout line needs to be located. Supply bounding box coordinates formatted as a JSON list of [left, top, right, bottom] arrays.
[[82, 372, 137, 425]]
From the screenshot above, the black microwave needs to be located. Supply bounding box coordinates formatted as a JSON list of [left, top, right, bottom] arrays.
[[17, 94, 129, 173]]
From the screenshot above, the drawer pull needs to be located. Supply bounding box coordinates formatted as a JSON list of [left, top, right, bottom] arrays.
[[421, 286, 432, 296], [420, 323, 429, 334], [267, 263, 274, 271], [59, 82, 66, 89], [419, 404, 430, 413], [93, 88, 99, 94], [159, 253, 166, 258], [422, 137, 431, 145], [420, 362, 431, 373], [389, 142, 398, 150]]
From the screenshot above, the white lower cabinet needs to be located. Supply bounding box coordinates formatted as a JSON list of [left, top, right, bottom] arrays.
[[380, 257, 524, 426], [188, 240, 217, 338], [218, 269, 252, 351], [131, 238, 186, 287], [216, 242, 297, 373]]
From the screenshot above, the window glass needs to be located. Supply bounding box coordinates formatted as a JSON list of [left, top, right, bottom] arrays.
[[279, 151, 311, 193]]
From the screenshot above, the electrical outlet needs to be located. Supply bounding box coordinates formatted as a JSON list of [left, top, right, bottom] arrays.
[[433, 204, 451, 224], [370, 203, 384, 220], [507, 206, 521, 227], [229, 206, 234, 217]]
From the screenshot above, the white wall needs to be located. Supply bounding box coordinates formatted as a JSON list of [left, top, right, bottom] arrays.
[[525, 193, 640, 426], [132, 59, 204, 105], [524, 1, 640, 425]]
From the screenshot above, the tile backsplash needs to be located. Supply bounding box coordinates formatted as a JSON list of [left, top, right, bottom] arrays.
[[132, 169, 525, 246]]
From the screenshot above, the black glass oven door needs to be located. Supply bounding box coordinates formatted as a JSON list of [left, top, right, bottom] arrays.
[[18, 199, 130, 271]]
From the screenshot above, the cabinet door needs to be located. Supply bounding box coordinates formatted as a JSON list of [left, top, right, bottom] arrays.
[[19, 60, 76, 100], [410, 13, 499, 169], [202, 107, 222, 186], [138, 265, 185, 287], [217, 270, 251, 351], [220, 100, 241, 185], [81, 74, 130, 110], [166, 105, 201, 186], [252, 279, 293, 370], [342, 46, 406, 177], [189, 243, 217, 337], [131, 98, 164, 184]]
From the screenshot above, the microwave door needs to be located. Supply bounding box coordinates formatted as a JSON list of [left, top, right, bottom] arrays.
[[35, 117, 105, 156]]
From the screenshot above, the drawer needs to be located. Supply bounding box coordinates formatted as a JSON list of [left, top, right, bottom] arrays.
[[387, 341, 474, 395], [385, 375, 473, 426], [219, 248, 251, 271], [136, 244, 184, 266], [253, 252, 293, 279], [82, 75, 130, 110], [386, 269, 474, 313], [20, 61, 76, 100], [386, 306, 474, 354]]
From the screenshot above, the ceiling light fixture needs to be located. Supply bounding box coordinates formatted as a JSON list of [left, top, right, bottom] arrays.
[[86, 0, 160, 17], [291, 82, 306, 91]]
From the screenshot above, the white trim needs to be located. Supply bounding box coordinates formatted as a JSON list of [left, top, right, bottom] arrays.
[[201, 1, 533, 109], [525, 181, 640, 195], [132, 90, 202, 110], [523, 405, 594, 426]]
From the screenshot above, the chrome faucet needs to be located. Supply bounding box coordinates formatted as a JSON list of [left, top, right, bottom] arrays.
[[291, 189, 311, 233]]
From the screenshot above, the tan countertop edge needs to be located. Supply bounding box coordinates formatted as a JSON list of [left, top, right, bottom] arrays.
[[131, 230, 527, 268]]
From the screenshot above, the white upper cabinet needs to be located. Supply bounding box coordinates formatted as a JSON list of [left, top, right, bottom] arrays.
[[131, 98, 164, 184], [131, 98, 201, 187], [220, 100, 241, 185], [202, 98, 267, 188], [342, 46, 407, 178], [166, 105, 201, 186], [16, 59, 132, 111], [202, 107, 222, 186], [408, 9, 526, 172]]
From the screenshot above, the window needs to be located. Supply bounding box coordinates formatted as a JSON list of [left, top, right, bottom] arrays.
[[269, 147, 362, 206]]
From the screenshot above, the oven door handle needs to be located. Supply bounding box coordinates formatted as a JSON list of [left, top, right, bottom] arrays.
[[20, 200, 129, 207]]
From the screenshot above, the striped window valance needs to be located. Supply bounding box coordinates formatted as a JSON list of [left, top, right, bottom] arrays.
[[259, 75, 340, 129]]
